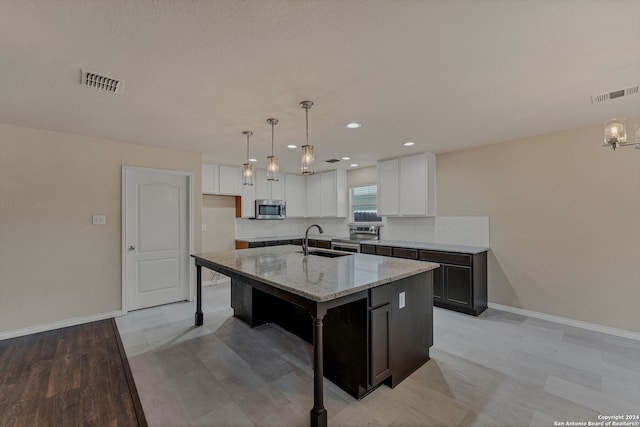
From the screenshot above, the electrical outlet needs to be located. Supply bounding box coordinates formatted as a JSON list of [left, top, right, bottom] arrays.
[[92, 215, 106, 225], [399, 291, 405, 309]]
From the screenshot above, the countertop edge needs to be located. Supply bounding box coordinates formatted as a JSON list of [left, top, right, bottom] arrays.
[[360, 240, 489, 254]]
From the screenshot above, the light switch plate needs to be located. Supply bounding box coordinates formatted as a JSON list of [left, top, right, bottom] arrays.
[[92, 215, 106, 225], [202, 224, 207, 231], [399, 291, 406, 309]]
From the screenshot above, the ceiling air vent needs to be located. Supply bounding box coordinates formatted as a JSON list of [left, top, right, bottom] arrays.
[[325, 158, 340, 163], [81, 69, 125, 94], [591, 85, 639, 104]]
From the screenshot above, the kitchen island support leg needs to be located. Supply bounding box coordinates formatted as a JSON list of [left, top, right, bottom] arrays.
[[195, 263, 203, 326], [310, 314, 327, 427]]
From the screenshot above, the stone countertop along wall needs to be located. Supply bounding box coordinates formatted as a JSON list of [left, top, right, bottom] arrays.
[[193, 245, 438, 302], [235, 234, 347, 243], [362, 240, 488, 255]]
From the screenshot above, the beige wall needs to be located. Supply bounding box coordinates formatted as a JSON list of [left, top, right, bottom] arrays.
[[348, 166, 377, 187], [437, 118, 640, 333], [201, 195, 236, 253], [0, 122, 202, 334]]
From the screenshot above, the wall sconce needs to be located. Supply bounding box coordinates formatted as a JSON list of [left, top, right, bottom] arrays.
[[603, 118, 640, 151]]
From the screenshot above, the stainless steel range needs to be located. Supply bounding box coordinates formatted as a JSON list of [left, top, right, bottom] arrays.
[[331, 224, 381, 253]]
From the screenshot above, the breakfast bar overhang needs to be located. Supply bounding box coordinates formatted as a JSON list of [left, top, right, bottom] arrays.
[[191, 245, 439, 427]]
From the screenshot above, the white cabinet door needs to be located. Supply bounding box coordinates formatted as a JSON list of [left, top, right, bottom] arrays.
[[377, 158, 399, 216], [255, 169, 269, 200], [319, 170, 347, 217], [400, 153, 427, 216], [202, 163, 219, 194], [270, 176, 285, 200], [306, 173, 322, 217], [241, 183, 255, 218], [219, 165, 241, 195], [320, 171, 337, 217], [285, 173, 306, 217]]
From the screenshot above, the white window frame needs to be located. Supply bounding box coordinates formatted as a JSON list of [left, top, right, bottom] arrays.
[[350, 183, 383, 224]]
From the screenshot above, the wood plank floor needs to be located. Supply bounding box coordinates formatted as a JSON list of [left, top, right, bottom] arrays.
[[0, 319, 146, 427], [117, 280, 640, 426]]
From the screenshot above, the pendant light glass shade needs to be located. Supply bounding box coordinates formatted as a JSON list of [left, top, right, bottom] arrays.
[[301, 144, 314, 175], [266, 118, 279, 181], [300, 101, 315, 175], [242, 131, 254, 186]]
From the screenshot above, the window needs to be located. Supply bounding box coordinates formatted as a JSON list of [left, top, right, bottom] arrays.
[[351, 185, 382, 223]]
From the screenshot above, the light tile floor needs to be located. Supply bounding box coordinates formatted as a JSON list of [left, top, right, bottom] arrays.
[[116, 280, 640, 426]]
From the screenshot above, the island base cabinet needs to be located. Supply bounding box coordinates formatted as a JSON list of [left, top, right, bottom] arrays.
[[229, 272, 434, 400], [387, 271, 433, 388], [369, 304, 391, 386]]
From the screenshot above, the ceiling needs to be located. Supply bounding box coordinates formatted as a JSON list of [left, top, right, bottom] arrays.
[[1, 1, 639, 173]]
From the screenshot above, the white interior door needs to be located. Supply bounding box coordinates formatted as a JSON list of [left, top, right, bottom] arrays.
[[124, 167, 190, 311]]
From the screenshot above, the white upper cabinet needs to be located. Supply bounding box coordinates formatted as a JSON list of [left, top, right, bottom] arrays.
[[202, 163, 219, 194], [377, 158, 399, 216], [377, 152, 436, 217], [204, 162, 346, 219], [254, 169, 285, 201], [320, 169, 347, 217], [270, 176, 285, 200], [254, 169, 269, 200], [241, 183, 255, 218], [284, 173, 306, 217], [305, 170, 347, 218], [218, 165, 242, 196], [305, 173, 322, 216]]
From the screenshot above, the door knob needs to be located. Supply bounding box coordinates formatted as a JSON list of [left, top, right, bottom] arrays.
[[128, 245, 135, 251]]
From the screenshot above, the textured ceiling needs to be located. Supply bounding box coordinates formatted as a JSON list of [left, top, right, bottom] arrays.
[[0, 0, 639, 173]]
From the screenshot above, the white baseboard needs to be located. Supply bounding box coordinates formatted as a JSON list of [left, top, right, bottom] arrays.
[[0, 310, 126, 341], [488, 302, 640, 342]]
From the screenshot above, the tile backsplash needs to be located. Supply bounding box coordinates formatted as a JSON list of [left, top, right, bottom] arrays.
[[235, 216, 489, 247], [382, 216, 489, 247]]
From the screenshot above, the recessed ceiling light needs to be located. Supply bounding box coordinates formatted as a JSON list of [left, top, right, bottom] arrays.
[[403, 141, 415, 146], [341, 156, 351, 160], [350, 163, 358, 167], [346, 122, 362, 129], [249, 158, 257, 162], [287, 144, 297, 149]]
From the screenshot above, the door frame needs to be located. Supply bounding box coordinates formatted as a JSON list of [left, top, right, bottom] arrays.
[[121, 165, 195, 315]]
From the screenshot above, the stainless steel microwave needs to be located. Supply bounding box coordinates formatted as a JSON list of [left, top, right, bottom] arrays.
[[255, 199, 286, 220]]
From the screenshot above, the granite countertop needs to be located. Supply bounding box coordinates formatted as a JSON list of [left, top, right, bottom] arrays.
[[361, 240, 488, 255], [236, 234, 346, 243], [192, 245, 438, 302]]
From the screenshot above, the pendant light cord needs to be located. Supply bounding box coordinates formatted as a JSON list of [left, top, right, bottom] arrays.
[[271, 122, 274, 156], [305, 106, 309, 145]]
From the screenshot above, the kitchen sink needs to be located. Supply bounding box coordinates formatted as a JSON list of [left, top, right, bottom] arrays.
[[298, 250, 352, 258]]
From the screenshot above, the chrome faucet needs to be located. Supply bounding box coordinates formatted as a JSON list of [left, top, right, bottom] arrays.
[[303, 224, 324, 256]]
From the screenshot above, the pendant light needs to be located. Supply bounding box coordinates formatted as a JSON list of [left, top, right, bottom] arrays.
[[300, 100, 315, 175], [266, 118, 279, 181], [242, 131, 254, 186]]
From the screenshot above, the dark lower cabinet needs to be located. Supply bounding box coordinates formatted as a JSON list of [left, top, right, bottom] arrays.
[[421, 250, 487, 316], [239, 238, 323, 249], [432, 265, 443, 301], [443, 264, 472, 307], [361, 243, 488, 316]]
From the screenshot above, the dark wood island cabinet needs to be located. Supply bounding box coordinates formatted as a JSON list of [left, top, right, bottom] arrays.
[[192, 246, 438, 427]]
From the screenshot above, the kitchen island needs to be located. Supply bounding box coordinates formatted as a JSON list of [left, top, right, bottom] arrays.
[[192, 245, 438, 427]]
